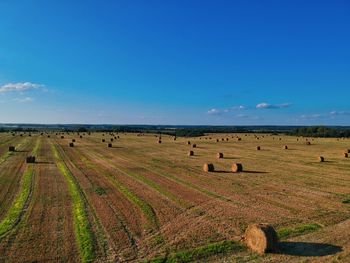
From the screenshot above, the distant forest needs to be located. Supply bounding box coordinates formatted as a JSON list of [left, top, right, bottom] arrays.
[[289, 126, 350, 138], [1, 124, 349, 138]]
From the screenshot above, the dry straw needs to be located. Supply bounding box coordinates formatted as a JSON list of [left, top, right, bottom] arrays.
[[244, 223, 278, 254], [217, 152, 224, 158], [231, 163, 243, 173], [203, 163, 214, 172]]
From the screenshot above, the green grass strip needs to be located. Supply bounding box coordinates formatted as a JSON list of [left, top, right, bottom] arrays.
[[52, 144, 95, 263], [0, 166, 33, 238], [0, 138, 40, 238], [0, 138, 28, 165], [278, 223, 322, 239], [95, 152, 191, 209], [148, 240, 245, 263], [80, 155, 159, 231]]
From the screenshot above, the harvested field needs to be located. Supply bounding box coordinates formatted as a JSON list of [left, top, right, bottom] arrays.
[[0, 132, 349, 262]]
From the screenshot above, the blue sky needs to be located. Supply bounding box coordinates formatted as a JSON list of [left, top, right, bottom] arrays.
[[0, 0, 349, 125]]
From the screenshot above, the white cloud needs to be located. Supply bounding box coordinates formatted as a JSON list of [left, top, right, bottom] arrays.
[[14, 97, 34, 103], [330, 111, 350, 116], [298, 111, 350, 120], [207, 105, 248, 115], [256, 102, 292, 109], [230, 105, 247, 110], [0, 82, 44, 93], [299, 114, 324, 120], [207, 108, 222, 115]]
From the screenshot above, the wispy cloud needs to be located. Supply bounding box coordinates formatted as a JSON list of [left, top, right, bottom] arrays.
[[330, 110, 350, 116], [14, 97, 34, 103], [207, 105, 248, 115], [207, 108, 222, 115], [298, 110, 350, 120], [299, 114, 324, 120], [229, 105, 247, 111], [256, 102, 292, 109], [0, 82, 44, 93], [235, 114, 260, 119], [208, 102, 291, 115]]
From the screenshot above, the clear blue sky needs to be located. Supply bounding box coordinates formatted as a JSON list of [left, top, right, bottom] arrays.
[[0, 0, 349, 125]]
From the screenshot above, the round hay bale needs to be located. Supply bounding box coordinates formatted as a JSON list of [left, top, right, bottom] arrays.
[[237, 138, 242, 141], [221, 138, 225, 141], [26, 156, 36, 164], [110, 138, 114, 142], [102, 139, 105, 142], [203, 163, 214, 172], [216, 152, 223, 158], [346, 149, 350, 153], [344, 152, 348, 158], [305, 141, 311, 145], [108, 143, 112, 148], [192, 144, 197, 148], [284, 145, 288, 150], [216, 139, 219, 142], [318, 156, 324, 162], [226, 138, 229, 141], [72, 139, 75, 142], [188, 150, 194, 156], [256, 146, 261, 150], [69, 143, 74, 147], [80, 135, 83, 138], [187, 141, 191, 145], [158, 140, 162, 144], [231, 163, 243, 173], [8, 146, 15, 152], [244, 224, 278, 254]]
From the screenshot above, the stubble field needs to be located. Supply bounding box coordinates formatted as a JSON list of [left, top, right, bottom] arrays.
[[0, 132, 349, 262]]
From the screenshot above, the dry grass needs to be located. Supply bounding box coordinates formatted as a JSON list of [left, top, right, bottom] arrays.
[[0, 132, 349, 262]]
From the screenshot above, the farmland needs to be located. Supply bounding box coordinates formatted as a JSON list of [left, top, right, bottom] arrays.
[[0, 132, 349, 262]]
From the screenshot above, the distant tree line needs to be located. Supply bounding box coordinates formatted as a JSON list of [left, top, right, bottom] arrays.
[[1, 124, 349, 138], [290, 126, 350, 138]]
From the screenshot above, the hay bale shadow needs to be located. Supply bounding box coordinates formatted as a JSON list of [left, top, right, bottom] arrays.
[[243, 170, 268, 174], [277, 242, 342, 257], [35, 161, 54, 164], [213, 170, 232, 174]]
